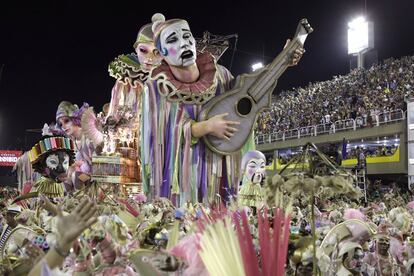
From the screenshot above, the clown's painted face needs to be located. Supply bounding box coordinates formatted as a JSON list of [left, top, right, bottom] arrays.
[[44, 151, 70, 182], [135, 42, 162, 71], [245, 158, 266, 184], [58, 116, 79, 137], [159, 21, 197, 67]]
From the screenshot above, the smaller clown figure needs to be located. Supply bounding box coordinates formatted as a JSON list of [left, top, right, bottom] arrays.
[[56, 101, 93, 191], [28, 136, 75, 198], [238, 150, 266, 208], [107, 22, 162, 124]]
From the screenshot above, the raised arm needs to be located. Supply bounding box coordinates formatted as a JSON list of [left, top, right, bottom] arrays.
[[28, 198, 97, 276]]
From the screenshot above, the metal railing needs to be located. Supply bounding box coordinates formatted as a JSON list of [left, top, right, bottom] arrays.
[[255, 109, 405, 144]]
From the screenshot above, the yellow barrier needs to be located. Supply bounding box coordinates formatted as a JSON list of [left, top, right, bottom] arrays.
[[265, 147, 400, 171], [341, 146, 400, 166]]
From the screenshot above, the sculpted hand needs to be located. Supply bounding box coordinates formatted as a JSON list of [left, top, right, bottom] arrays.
[[38, 194, 59, 216], [56, 197, 98, 251], [284, 39, 305, 66], [207, 113, 239, 140]]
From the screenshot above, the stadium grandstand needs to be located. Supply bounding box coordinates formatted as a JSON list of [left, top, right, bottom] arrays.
[[255, 55, 413, 190]]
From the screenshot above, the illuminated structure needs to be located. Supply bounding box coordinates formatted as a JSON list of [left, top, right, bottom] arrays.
[[347, 16, 374, 69]]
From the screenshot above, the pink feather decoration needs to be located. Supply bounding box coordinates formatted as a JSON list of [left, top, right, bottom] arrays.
[[169, 233, 208, 276], [233, 210, 260, 276], [389, 237, 405, 263], [233, 208, 291, 276], [343, 208, 365, 221], [407, 201, 414, 209]]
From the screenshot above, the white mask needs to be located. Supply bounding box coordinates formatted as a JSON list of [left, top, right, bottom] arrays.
[[45, 152, 70, 182], [159, 21, 197, 67], [46, 154, 59, 170], [245, 158, 266, 184]]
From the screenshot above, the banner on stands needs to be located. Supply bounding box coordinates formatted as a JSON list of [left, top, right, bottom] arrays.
[[0, 150, 22, 166]]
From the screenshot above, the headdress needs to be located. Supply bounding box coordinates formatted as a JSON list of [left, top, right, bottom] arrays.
[[6, 205, 22, 214], [56, 101, 78, 121], [337, 241, 362, 259], [133, 23, 154, 48], [28, 136, 75, 165], [56, 101, 89, 126]]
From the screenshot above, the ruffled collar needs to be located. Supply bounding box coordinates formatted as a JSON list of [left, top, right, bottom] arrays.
[[151, 52, 217, 95]]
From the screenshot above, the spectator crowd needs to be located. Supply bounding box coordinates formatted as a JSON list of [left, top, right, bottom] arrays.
[[256, 55, 414, 136]]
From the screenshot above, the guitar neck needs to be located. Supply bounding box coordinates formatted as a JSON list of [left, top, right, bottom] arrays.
[[248, 38, 304, 102]]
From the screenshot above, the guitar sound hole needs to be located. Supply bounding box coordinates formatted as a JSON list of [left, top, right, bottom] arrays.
[[237, 97, 252, 116]]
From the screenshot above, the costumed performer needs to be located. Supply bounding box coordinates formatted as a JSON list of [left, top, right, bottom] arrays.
[[28, 135, 75, 198], [0, 205, 22, 256], [336, 242, 368, 275], [107, 22, 162, 125], [93, 22, 163, 155], [0, 204, 45, 273]]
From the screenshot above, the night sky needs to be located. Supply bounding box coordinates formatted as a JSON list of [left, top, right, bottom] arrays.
[[1, 0, 414, 150]]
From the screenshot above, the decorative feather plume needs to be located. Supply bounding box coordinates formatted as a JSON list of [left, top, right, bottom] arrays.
[[197, 207, 291, 276], [199, 216, 246, 276]]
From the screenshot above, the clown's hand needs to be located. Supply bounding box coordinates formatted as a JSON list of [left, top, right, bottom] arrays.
[[207, 113, 239, 141], [283, 39, 305, 67], [56, 197, 98, 252]]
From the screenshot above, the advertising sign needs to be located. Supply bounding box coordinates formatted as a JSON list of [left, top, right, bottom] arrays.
[[0, 150, 23, 166]]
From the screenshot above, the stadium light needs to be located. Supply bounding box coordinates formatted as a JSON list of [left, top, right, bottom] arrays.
[[347, 16, 374, 69], [348, 16, 368, 54], [251, 62, 264, 71]]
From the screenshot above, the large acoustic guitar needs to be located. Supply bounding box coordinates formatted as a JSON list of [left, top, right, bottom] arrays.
[[199, 19, 313, 155]]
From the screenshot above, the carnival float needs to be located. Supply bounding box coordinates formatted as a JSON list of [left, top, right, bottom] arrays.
[[2, 12, 414, 276]]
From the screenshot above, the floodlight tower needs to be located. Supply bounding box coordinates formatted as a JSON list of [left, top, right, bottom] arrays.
[[347, 16, 374, 69]]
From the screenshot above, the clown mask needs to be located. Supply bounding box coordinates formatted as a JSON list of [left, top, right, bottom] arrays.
[[159, 21, 196, 67], [136, 42, 162, 71], [44, 151, 70, 182], [245, 158, 266, 184]]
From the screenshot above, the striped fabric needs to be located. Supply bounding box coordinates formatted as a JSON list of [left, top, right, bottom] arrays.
[[0, 225, 12, 253]]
